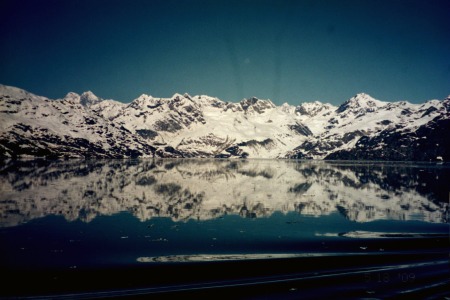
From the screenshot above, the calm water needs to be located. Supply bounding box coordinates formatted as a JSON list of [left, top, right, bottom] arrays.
[[1, 159, 449, 298]]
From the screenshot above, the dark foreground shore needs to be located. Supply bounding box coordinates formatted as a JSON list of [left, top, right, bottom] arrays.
[[3, 236, 449, 300]]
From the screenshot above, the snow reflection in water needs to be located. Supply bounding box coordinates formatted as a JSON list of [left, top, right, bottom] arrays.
[[1, 159, 449, 299], [0, 159, 448, 226]]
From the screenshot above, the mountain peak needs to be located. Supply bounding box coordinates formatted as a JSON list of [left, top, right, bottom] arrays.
[[128, 94, 155, 110], [61, 91, 103, 107], [296, 101, 335, 117], [280, 102, 295, 114], [63, 92, 81, 104], [354, 92, 371, 98], [80, 91, 97, 100], [80, 91, 102, 107], [240, 97, 275, 114], [336, 93, 384, 114], [349, 93, 378, 104], [172, 93, 185, 99]]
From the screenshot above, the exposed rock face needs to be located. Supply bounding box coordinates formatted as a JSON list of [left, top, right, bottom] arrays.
[[287, 94, 449, 161], [326, 117, 450, 161]]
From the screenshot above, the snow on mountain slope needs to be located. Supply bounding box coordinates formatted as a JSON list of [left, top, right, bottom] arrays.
[[0, 84, 449, 160], [90, 98, 126, 120], [0, 85, 157, 158], [288, 93, 450, 160], [94, 93, 313, 158]]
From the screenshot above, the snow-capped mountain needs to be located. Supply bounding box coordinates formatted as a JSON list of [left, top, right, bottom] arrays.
[[0, 85, 157, 158], [0, 84, 449, 160], [288, 93, 450, 161]]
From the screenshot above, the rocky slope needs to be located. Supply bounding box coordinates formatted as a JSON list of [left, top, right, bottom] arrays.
[[0, 84, 449, 160]]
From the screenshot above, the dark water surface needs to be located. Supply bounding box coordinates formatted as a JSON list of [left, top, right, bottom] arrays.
[[1, 159, 449, 299]]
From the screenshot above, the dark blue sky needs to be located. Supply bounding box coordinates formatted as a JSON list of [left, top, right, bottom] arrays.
[[1, 0, 449, 105]]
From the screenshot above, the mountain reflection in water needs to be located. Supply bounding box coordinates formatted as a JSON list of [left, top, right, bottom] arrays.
[[1, 159, 450, 299], [1, 159, 448, 226]]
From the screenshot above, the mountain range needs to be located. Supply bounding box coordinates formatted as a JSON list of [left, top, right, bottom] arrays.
[[0, 84, 449, 160]]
